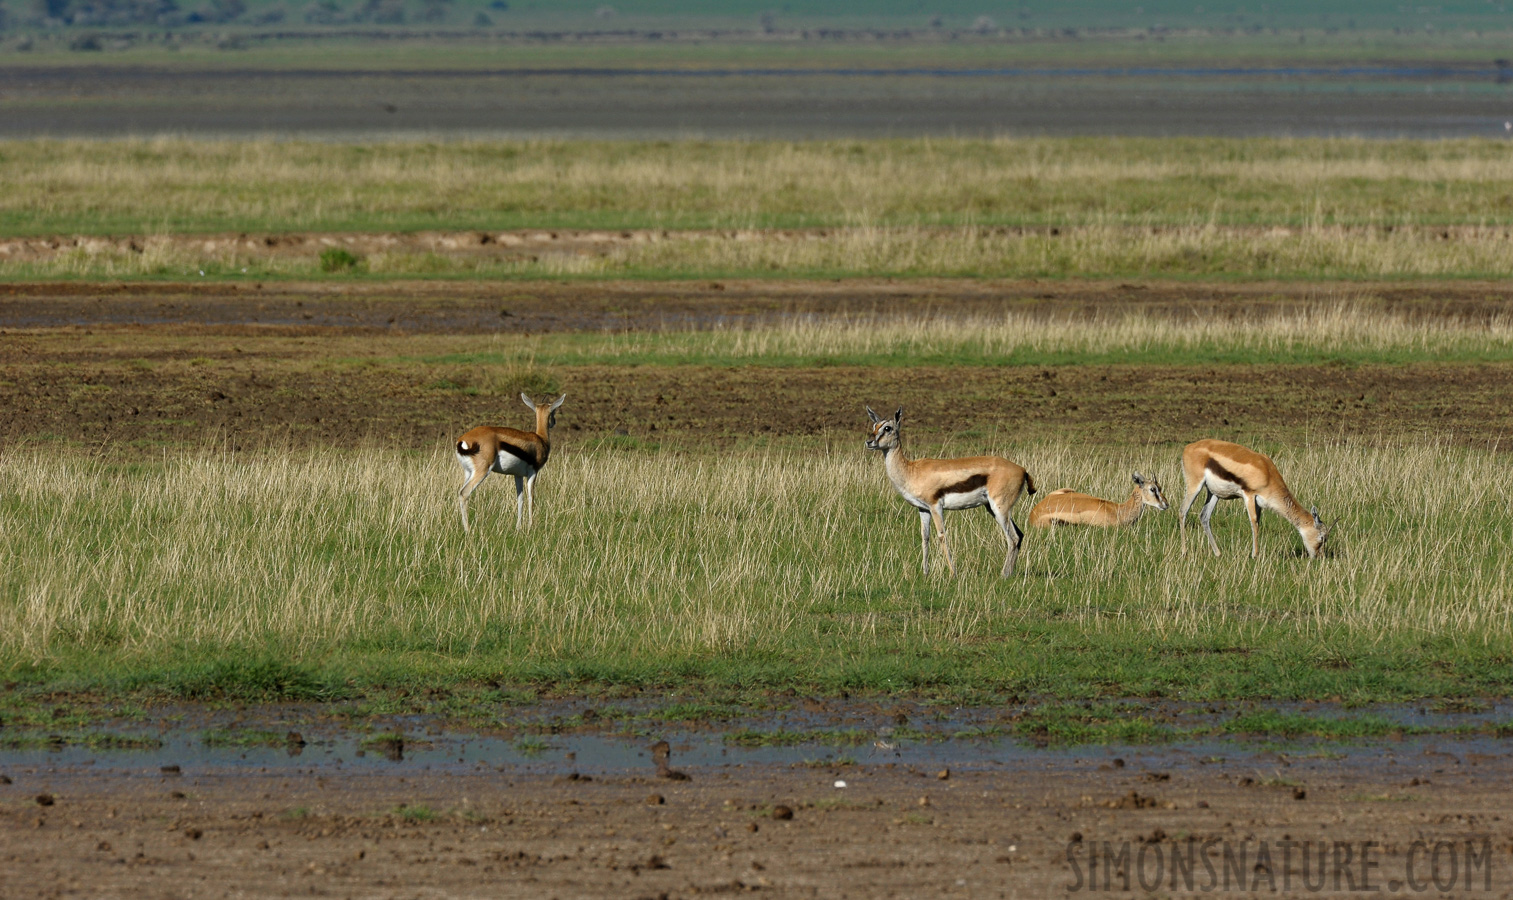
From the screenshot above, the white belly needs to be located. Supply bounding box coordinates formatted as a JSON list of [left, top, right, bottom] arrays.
[[492, 450, 536, 477], [941, 488, 989, 510], [1204, 474, 1244, 499]]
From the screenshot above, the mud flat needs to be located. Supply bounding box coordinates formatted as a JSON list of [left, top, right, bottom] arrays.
[[3, 716, 1510, 897]]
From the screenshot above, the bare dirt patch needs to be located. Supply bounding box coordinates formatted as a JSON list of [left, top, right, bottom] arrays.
[[2, 748, 1508, 898], [3, 341, 1509, 452], [5, 276, 1512, 334], [3, 280, 1511, 452]]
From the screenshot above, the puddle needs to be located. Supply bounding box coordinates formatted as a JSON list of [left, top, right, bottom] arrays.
[[2, 697, 1508, 780]]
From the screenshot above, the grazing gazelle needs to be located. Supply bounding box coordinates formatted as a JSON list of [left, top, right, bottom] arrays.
[[455, 393, 566, 532], [1178, 439, 1328, 559], [1028, 472, 1169, 528], [864, 406, 1035, 577]]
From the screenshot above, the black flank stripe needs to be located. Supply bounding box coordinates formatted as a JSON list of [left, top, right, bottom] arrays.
[[938, 473, 989, 497], [1205, 460, 1244, 486], [498, 440, 540, 469]]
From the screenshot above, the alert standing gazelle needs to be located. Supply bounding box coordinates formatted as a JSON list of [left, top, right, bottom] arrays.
[[455, 393, 566, 532], [1179, 438, 1328, 559], [865, 406, 1035, 577], [1028, 472, 1169, 528]]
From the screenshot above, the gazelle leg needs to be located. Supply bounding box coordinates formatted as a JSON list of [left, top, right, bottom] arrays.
[[457, 463, 489, 533], [987, 501, 1022, 578], [918, 509, 932, 574], [1178, 478, 1205, 555], [1244, 492, 1261, 559], [513, 476, 525, 528], [525, 473, 537, 527], [929, 504, 956, 576], [1199, 493, 1221, 557]]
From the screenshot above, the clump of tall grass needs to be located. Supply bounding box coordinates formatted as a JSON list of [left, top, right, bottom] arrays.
[[318, 247, 362, 272], [0, 441, 1508, 696]]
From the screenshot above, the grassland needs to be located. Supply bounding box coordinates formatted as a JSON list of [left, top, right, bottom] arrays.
[[21, 224, 1513, 282], [3, 307, 1512, 703], [382, 303, 1513, 369], [9, 137, 1513, 280], [8, 137, 1513, 236], [3, 133, 1512, 718], [1, 437, 1509, 704]]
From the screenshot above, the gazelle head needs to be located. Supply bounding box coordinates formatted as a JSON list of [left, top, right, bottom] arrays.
[[1131, 472, 1169, 511], [864, 406, 903, 452], [1305, 506, 1329, 558], [521, 392, 567, 433]]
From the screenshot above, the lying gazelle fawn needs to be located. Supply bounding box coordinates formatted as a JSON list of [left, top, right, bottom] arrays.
[[1028, 472, 1169, 528], [865, 406, 1035, 577], [455, 393, 566, 532], [1179, 439, 1328, 558]]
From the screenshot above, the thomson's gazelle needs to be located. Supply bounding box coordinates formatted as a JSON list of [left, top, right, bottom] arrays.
[[1028, 472, 1169, 528], [455, 393, 566, 532], [1179, 439, 1328, 558], [865, 406, 1036, 577]]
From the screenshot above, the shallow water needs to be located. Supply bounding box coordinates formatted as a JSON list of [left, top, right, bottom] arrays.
[[2, 697, 1507, 779]]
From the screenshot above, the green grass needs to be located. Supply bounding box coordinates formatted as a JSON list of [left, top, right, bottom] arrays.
[[9, 136, 1513, 280], [513, 736, 552, 755], [1, 439, 1509, 703], [22, 223, 1513, 281], [726, 728, 874, 748], [6, 137, 1513, 240], [0, 731, 163, 750], [201, 728, 289, 748], [398, 305, 1513, 369], [1220, 709, 1407, 739]]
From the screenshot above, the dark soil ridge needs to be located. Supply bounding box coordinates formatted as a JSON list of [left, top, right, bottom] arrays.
[[2, 277, 1511, 335], [3, 356, 1508, 452]]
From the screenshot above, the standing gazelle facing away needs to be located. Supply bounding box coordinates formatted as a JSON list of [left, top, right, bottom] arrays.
[[865, 406, 1035, 577], [1028, 472, 1169, 528], [1179, 439, 1328, 559], [455, 393, 566, 532]]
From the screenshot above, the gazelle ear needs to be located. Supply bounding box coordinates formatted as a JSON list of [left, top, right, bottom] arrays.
[[520, 393, 537, 411], [1132, 472, 1145, 485], [549, 393, 567, 412], [893, 407, 903, 424], [866, 406, 880, 423]]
